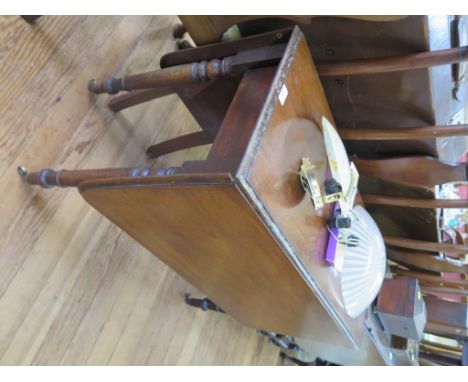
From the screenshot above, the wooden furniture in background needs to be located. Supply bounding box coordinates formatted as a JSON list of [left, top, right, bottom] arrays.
[[177, 16, 409, 46], [394, 270, 468, 288], [90, 43, 468, 95], [88, 21, 468, 162], [362, 194, 468, 209], [354, 156, 467, 189], [376, 278, 426, 341], [388, 249, 467, 274], [384, 236, 468, 258], [338, 124, 468, 141], [179, 16, 467, 157], [424, 297, 468, 339]]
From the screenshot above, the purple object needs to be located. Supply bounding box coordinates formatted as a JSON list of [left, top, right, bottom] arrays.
[[325, 203, 339, 265]]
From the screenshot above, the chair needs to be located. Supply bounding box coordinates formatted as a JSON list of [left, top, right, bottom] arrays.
[[86, 27, 468, 160]]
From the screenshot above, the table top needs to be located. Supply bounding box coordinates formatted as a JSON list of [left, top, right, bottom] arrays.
[[236, 27, 366, 348]]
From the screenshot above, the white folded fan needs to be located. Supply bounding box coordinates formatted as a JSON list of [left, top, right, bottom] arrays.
[[321, 116, 359, 217], [334, 205, 387, 318]]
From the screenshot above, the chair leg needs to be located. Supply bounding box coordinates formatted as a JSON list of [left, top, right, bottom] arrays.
[[17, 166, 178, 189], [173, 23, 187, 39], [146, 131, 214, 158], [421, 286, 468, 297], [384, 236, 468, 256], [108, 87, 177, 112], [361, 193, 468, 209], [317, 45, 468, 76], [354, 156, 467, 188], [393, 269, 468, 288], [388, 249, 467, 274], [108, 82, 210, 112]]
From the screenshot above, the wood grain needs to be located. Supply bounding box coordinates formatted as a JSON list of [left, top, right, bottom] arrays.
[[79, 175, 351, 345]]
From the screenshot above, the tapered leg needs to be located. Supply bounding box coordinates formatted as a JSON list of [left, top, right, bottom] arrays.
[[18, 166, 178, 189]]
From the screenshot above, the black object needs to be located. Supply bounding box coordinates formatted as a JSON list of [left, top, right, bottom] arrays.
[[328, 215, 352, 229], [280, 352, 341, 366], [324, 178, 342, 195], [258, 330, 300, 351], [184, 293, 225, 313]]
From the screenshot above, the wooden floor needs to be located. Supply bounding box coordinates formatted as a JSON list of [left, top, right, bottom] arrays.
[[0, 15, 282, 365]]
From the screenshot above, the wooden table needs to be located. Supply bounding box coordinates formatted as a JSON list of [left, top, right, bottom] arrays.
[[75, 27, 391, 363]]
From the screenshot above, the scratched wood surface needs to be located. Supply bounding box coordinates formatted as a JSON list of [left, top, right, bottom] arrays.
[[0, 15, 281, 365]]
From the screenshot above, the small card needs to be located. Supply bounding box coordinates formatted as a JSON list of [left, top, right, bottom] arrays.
[[278, 84, 288, 106]]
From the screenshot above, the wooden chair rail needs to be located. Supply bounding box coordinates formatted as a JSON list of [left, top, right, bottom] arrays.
[[388, 249, 467, 274], [107, 86, 179, 112], [316, 45, 468, 76], [422, 286, 468, 297], [362, 193, 468, 209], [338, 124, 468, 140], [393, 269, 468, 288], [354, 156, 467, 188], [385, 236, 468, 255], [146, 131, 214, 158]]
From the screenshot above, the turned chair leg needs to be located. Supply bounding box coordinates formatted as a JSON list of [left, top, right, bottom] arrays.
[[146, 131, 214, 159], [384, 236, 468, 258], [316, 45, 468, 76]]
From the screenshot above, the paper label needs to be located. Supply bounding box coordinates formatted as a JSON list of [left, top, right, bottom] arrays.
[[279, 85, 288, 106]]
